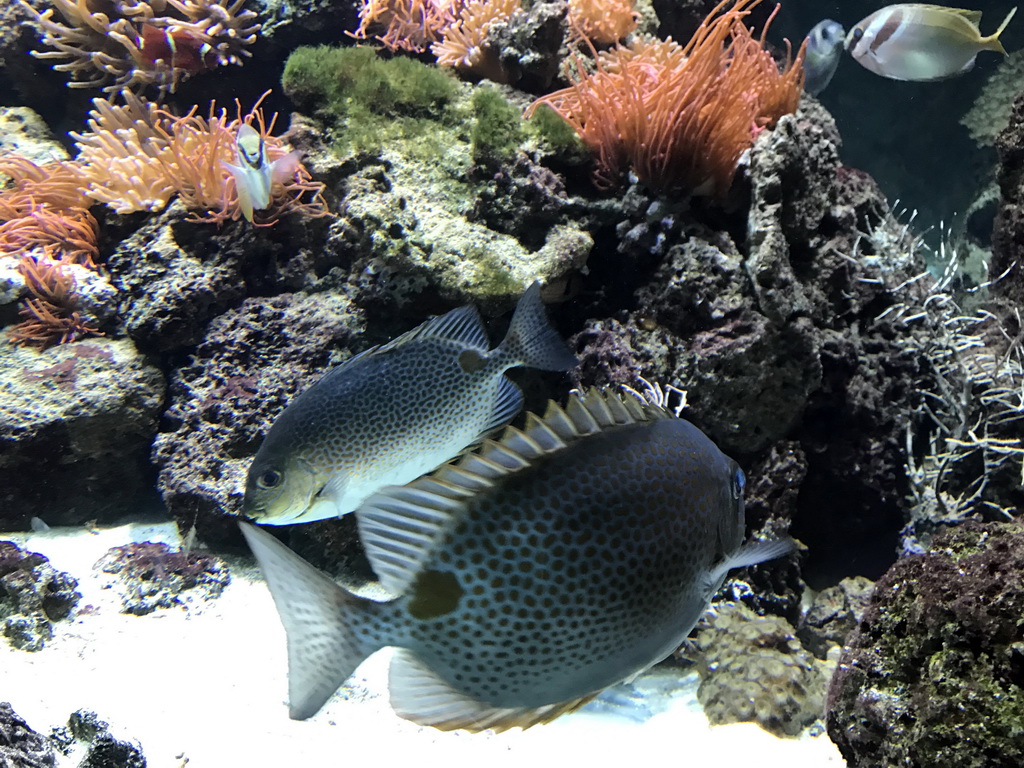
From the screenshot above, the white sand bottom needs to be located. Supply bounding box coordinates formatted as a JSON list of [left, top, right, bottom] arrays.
[[1, 521, 847, 767]]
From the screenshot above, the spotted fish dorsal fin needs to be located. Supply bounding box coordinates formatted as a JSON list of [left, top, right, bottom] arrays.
[[378, 304, 489, 354], [389, 649, 598, 732], [356, 388, 671, 596]]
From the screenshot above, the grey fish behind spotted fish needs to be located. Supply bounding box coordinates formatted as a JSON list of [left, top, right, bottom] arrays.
[[242, 283, 577, 526], [804, 20, 846, 95], [240, 388, 795, 731]]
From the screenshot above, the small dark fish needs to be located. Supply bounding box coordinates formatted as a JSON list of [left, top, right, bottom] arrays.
[[241, 388, 794, 731], [242, 283, 577, 525]]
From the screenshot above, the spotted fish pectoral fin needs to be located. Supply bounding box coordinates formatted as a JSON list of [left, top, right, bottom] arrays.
[[495, 282, 578, 372], [388, 649, 598, 733], [703, 537, 799, 596], [239, 522, 379, 720]]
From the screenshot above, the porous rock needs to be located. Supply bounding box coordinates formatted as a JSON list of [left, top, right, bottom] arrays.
[[0, 337, 164, 528], [826, 521, 1024, 768]]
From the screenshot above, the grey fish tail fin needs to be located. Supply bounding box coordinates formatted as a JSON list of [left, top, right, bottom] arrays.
[[497, 282, 577, 372], [239, 522, 378, 720]]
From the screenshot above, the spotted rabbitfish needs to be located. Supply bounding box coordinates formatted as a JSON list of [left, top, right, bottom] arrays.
[[240, 388, 795, 731], [242, 283, 577, 526]]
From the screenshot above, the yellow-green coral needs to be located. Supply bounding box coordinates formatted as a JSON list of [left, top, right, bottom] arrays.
[[695, 602, 829, 736]]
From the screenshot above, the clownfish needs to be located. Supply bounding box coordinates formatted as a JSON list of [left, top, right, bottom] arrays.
[[139, 24, 218, 74]]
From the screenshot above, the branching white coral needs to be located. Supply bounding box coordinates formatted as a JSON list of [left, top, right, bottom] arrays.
[[850, 211, 1024, 525]]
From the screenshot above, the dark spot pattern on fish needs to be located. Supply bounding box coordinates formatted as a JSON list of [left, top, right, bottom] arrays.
[[408, 570, 464, 619]]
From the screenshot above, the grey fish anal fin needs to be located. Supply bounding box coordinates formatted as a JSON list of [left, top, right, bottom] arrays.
[[389, 649, 598, 732], [238, 523, 377, 720], [481, 376, 524, 436], [496, 282, 578, 372]]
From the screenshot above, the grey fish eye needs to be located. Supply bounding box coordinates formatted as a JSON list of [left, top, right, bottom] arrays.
[[850, 27, 864, 43], [258, 469, 283, 489], [731, 467, 745, 499]]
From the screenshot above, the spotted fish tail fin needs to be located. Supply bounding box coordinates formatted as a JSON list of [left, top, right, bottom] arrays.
[[239, 522, 384, 720], [495, 282, 577, 372]]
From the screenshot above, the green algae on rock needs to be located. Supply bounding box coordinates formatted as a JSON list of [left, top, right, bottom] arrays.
[[281, 46, 591, 311], [826, 520, 1024, 768]]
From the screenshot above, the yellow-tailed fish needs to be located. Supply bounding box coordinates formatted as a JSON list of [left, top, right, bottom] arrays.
[[240, 388, 795, 731], [242, 283, 577, 526], [846, 4, 1017, 81], [223, 124, 302, 222]]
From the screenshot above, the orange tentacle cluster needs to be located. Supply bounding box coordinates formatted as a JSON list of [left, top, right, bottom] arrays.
[[526, 0, 806, 195]]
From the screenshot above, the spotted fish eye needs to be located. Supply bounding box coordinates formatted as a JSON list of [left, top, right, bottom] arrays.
[[731, 466, 745, 500], [257, 469, 283, 489]]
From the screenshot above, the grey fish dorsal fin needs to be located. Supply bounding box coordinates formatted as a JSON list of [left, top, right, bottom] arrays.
[[378, 304, 489, 354], [355, 388, 669, 596], [311, 344, 381, 386], [389, 649, 599, 732]]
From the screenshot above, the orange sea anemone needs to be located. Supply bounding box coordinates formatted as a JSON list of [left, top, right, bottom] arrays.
[[569, 0, 638, 46], [70, 91, 329, 225], [19, 0, 260, 94], [526, 0, 805, 195], [8, 254, 101, 348]]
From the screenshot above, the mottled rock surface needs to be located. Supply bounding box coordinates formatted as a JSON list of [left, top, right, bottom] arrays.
[[0, 337, 164, 529], [0, 540, 80, 651], [96, 541, 229, 615], [0, 702, 55, 768], [827, 521, 1024, 768], [992, 89, 1024, 305]]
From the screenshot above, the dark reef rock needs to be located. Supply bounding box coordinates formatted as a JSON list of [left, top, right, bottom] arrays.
[[152, 290, 363, 542], [0, 702, 55, 768], [797, 575, 874, 660], [572, 100, 920, 584], [96, 541, 229, 615], [52, 710, 145, 768], [826, 521, 1024, 768], [105, 203, 333, 355], [487, 1, 567, 92], [0, 337, 165, 529], [992, 89, 1024, 306], [0, 540, 80, 652]]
